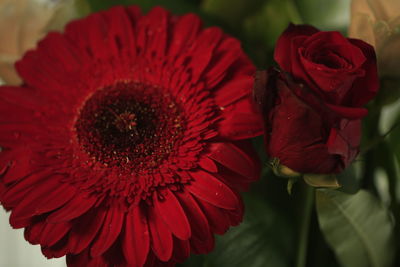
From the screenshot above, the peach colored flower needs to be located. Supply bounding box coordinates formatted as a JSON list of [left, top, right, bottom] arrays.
[[0, 0, 87, 85], [349, 0, 400, 77]]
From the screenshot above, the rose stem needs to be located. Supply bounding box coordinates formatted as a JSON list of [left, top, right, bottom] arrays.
[[295, 183, 314, 267], [362, 106, 382, 195], [360, 117, 400, 155]]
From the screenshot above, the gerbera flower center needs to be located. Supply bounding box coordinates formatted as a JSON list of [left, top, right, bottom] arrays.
[[112, 111, 138, 132], [75, 82, 185, 173]]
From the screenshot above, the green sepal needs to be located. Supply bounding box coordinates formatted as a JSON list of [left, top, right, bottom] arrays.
[[269, 158, 302, 178], [303, 173, 341, 188], [287, 177, 299, 195]]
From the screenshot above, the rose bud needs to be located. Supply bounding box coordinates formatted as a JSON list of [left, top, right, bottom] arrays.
[[254, 24, 379, 178]]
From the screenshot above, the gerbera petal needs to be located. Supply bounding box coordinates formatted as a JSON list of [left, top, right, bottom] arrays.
[[1, 171, 47, 208], [42, 234, 70, 259], [148, 205, 173, 262], [0, 85, 40, 109], [1, 147, 35, 185], [72, 12, 110, 61], [104, 6, 137, 60], [68, 208, 107, 254], [198, 156, 218, 173], [16, 50, 69, 95], [35, 32, 84, 76], [186, 169, 239, 210], [154, 188, 191, 240], [217, 167, 252, 192], [34, 183, 77, 215], [226, 197, 244, 226], [143, 7, 169, 59], [24, 220, 47, 245], [207, 142, 259, 179], [190, 233, 215, 255], [40, 222, 72, 247], [144, 252, 177, 267], [205, 37, 255, 93], [125, 5, 142, 24], [175, 190, 210, 242], [46, 194, 98, 223], [67, 249, 108, 267], [10, 176, 74, 228], [168, 13, 202, 59], [90, 206, 124, 257], [0, 182, 5, 198], [219, 113, 264, 140], [213, 76, 254, 108], [172, 237, 190, 263], [187, 27, 222, 83], [23, 35, 91, 104], [196, 199, 230, 235], [122, 205, 150, 267]]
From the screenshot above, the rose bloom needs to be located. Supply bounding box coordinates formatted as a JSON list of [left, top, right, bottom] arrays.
[[349, 0, 400, 77], [0, 0, 84, 85], [0, 6, 262, 267], [254, 24, 379, 174]]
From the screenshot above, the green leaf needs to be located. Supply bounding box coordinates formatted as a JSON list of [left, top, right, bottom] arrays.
[[316, 189, 395, 267], [203, 194, 294, 267]]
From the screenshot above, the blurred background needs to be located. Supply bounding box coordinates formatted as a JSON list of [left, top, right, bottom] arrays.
[[1, 0, 399, 267]]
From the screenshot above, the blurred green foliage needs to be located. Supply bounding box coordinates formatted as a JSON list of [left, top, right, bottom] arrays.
[[87, 0, 197, 14], [389, 116, 400, 167], [202, 0, 266, 27], [295, 0, 351, 31], [376, 77, 400, 106], [244, 0, 302, 48]]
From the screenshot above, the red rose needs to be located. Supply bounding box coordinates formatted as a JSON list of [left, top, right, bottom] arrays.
[[274, 24, 378, 107], [254, 24, 379, 174]]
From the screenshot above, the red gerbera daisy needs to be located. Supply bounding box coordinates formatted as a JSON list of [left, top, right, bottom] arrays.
[[0, 6, 262, 267]]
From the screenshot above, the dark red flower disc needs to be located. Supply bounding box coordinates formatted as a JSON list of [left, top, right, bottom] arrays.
[[0, 5, 262, 267]]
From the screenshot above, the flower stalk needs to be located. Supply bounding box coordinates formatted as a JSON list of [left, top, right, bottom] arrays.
[[296, 184, 315, 267]]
